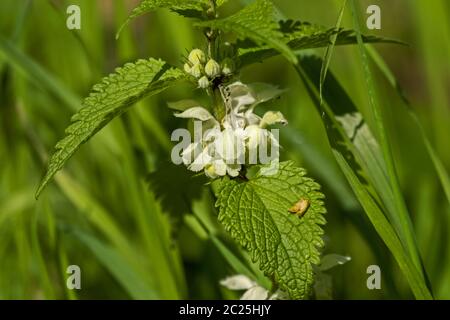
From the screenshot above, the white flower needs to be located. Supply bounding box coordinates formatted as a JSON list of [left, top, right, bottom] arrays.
[[198, 76, 210, 89], [205, 59, 221, 78], [221, 81, 287, 131], [220, 275, 287, 300], [174, 107, 242, 178], [183, 63, 191, 74], [172, 81, 288, 179], [188, 48, 206, 65], [314, 254, 351, 300], [190, 63, 203, 78]]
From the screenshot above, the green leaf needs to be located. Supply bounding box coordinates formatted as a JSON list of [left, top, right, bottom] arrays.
[[238, 20, 403, 67], [214, 161, 326, 299], [36, 58, 186, 198], [117, 0, 207, 38], [196, 0, 297, 64]]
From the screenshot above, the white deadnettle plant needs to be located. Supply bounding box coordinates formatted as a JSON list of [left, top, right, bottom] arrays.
[[174, 51, 288, 179], [35, 0, 371, 300]]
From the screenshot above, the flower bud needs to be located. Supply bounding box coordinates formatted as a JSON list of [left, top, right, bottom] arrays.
[[205, 59, 221, 78], [260, 111, 288, 128], [190, 63, 203, 78], [205, 164, 217, 179], [221, 58, 235, 75], [183, 63, 191, 74], [188, 49, 206, 65], [198, 76, 210, 89]]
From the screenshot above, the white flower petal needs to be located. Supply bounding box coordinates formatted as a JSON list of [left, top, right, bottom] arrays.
[[245, 125, 263, 151], [269, 290, 289, 300], [214, 128, 241, 162], [240, 286, 268, 300], [174, 107, 214, 121], [248, 83, 285, 104], [220, 275, 256, 290], [226, 164, 241, 177], [188, 148, 212, 172], [212, 159, 227, 176], [319, 254, 352, 271], [261, 111, 288, 127], [181, 142, 201, 165]]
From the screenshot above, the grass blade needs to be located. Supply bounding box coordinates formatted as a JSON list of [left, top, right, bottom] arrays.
[[350, 0, 426, 283], [320, 0, 347, 103], [294, 57, 433, 299], [333, 151, 432, 299], [367, 46, 450, 207]]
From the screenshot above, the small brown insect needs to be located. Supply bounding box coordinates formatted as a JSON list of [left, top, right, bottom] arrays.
[[288, 198, 310, 217]]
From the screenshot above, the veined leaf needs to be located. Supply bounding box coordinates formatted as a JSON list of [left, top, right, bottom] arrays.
[[239, 20, 403, 67], [215, 161, 326, 299], [117, 0, 208, 38], [36, 58, 186, 198], [196, 0, 297, 64]]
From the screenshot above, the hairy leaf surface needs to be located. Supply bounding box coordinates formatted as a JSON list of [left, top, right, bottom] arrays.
[[117, 0, 208, 37], [196, 0, 297, 64], [215, 161, 326, 299], [36, 58, 185, 197], [239, 21, 403, 67]]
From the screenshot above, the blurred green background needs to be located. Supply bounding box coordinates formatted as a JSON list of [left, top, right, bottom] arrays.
[[0, 0, 449, 299]]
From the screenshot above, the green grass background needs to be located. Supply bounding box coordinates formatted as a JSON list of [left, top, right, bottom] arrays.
[[0, 0, 449, 299]]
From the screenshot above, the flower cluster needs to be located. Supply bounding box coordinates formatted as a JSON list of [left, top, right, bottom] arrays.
[[183, 49, 234, 89], [174, 81, 287, 179]]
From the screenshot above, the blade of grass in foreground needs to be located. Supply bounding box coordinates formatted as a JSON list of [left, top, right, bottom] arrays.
[[320, 0, 347, 103], [294, 58, 432, 299], [333, 151, 433, 299], [367, 46, 450, 207], [350, 0, 426, 285]]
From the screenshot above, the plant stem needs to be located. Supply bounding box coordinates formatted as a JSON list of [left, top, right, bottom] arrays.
[[205, 0, 225, 121]]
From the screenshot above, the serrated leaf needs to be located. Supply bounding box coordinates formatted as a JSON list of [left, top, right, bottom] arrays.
[[196, 0, 297, 64], [214, 161, 326, 299], [239, 20, 403, 67], [36, 58, 186, 198], [117, 0, 207, 38]]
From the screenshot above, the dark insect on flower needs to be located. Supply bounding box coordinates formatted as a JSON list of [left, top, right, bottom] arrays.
[[288, 198, 310, 217]]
